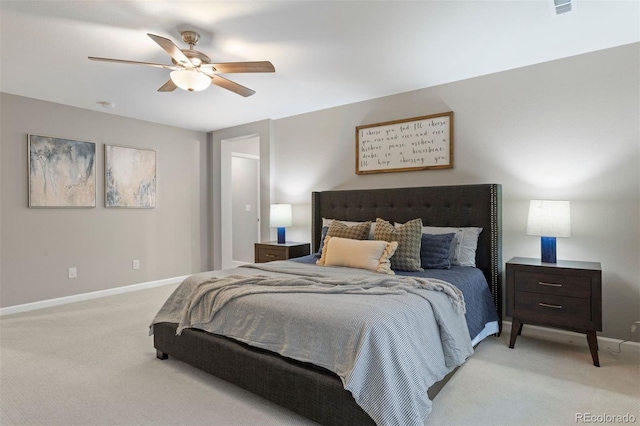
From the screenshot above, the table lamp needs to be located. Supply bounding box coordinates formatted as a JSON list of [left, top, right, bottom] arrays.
[[270, 204, 292, 244], [526, 200, 571, 263]]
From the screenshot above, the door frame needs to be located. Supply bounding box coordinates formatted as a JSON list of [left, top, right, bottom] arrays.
[[221, 136, 261, 269]]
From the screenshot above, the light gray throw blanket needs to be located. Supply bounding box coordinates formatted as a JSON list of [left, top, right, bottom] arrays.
[[176, 272, 465, 336], [151, 261, 473, 426]]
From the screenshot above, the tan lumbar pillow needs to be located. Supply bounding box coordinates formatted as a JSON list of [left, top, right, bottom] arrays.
[[316, 236, 398, 274]]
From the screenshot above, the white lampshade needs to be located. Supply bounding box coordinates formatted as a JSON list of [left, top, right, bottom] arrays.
[[270, 204, 292, 227], [170, 70, 211, 92], [526, 200, 571, 237]]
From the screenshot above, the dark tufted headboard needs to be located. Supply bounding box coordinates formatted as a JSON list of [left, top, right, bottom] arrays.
[[312, 184, 502, 324]]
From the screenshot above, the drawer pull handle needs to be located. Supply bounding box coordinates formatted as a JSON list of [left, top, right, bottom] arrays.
[[538, 282, 562, 288], [265, 254, 276, 258], [538, 302, 563, 309]]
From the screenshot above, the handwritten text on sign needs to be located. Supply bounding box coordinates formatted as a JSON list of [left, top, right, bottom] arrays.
[[356, 112, 453, 174]]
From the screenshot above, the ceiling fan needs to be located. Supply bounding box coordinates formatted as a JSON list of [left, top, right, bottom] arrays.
[[89, 31, 275, 97]]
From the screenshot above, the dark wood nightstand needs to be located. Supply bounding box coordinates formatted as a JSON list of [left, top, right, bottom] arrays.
[[506, 257, 602, 366], [254, 241, 311, 263]]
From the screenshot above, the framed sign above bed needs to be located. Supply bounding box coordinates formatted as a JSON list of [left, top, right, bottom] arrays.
[[355, 111, 453, 174]]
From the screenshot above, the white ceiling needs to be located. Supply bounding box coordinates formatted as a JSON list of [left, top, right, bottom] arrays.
[[1, 1, 638, 132]]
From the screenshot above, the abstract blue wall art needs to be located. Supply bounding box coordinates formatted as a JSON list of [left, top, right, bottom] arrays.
[[105, 145, 156, 208], [28, 134, 96, 208]]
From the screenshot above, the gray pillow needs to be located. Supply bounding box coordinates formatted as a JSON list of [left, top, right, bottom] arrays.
[[314, 226, 329, 258]]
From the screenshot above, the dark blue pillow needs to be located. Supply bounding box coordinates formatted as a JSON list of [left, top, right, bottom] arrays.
[[420, 233, 456, 269], [314, 226, 329, 258]]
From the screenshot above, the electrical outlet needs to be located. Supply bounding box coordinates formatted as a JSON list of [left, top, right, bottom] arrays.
[[631, 321, 640, 333], [132, 260, 140, 270], [68, 267, 77, 279]]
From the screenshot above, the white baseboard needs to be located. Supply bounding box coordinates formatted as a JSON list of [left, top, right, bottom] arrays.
[[502, 320, 640, 354], [0, 275, 189, 317]]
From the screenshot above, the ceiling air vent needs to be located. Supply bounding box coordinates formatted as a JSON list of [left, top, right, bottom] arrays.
[[552, 0, 575, 16]]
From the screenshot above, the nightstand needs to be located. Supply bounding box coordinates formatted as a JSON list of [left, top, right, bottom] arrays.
[[254, 241, 311, 263], [506, 257, 602, 366]]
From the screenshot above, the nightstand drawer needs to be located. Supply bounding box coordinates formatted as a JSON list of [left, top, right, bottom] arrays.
[[514, 291, 592, 327], [254, 242, 311, 263], [256, 248, 287, 262], [514, 270, 591, 298]]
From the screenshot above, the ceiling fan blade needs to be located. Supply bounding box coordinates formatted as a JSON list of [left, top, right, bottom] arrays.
[[158, 79, 177, 92], [201, 61, 275, 73], [147, 33, 194, 68], [88, 57, 179, 70], [209, 74, 256, 97]]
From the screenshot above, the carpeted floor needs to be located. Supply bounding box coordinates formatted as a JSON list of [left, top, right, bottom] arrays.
[[427, 330, 639, 425], [1, 283, 638, 425]]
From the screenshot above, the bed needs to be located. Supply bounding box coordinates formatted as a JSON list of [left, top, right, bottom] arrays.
[[152, 183, 502, 425]]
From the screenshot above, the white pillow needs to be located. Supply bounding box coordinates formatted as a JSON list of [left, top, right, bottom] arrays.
[[316, 236, 397, 274], [322, 218, 376, 239], [421, 226, 482, 267]]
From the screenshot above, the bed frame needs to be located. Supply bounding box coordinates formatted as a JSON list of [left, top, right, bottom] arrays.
[[154, 183, 502, 425]]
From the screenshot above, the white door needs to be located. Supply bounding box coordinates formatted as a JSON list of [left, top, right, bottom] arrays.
[[231, 155, 260, 265]]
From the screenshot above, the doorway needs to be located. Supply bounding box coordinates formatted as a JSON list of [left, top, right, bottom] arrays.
[[221, 136, 261, 269]]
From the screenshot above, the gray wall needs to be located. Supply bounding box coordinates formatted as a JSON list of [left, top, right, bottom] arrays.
[[2, 43, 638, 341], [0, 93, 210, 307], [249, 44, 639, 340]]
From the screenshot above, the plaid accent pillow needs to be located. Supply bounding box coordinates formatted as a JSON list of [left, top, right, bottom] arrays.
[[374, 218, 424, 272], [323, 218, 376, 239], [326, 220, 371, 240]]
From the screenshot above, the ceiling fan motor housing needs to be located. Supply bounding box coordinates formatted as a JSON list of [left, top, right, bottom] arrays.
[[181, 30, 200, 46]]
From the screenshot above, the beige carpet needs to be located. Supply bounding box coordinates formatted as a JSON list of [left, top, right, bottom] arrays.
[[1, 283, 638, 426], [427, 330, 639, 425]]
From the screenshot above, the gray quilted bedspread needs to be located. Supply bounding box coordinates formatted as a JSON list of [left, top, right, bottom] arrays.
[[151, 261, 473, 426]]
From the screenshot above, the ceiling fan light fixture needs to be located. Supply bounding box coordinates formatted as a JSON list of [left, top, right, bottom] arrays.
[[90, 31, 272, 97], [170, 70, 210, 92]]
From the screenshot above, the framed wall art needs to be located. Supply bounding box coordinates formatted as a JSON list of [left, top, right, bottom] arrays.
[[28, 134, 96, 208], [105, 145, 156, 208], [355, 111, 453, 174]]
